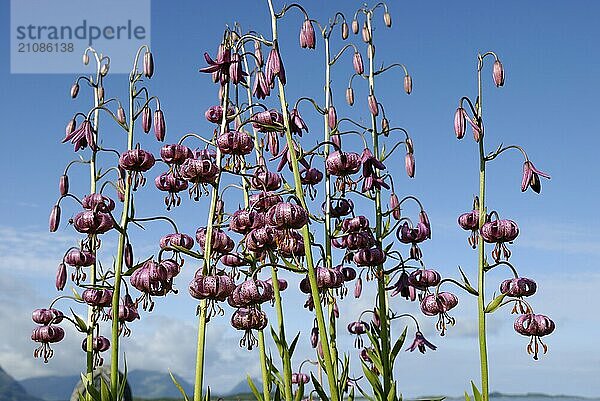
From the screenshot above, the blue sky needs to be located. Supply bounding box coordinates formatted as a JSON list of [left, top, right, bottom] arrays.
[[1, 0, 599, 398]]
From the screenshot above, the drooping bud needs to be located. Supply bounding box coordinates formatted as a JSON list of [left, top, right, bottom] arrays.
[[143, 51, 154, 78], [70, 82, 80, 99], [346, 87, 355, 106], [49, 205, 61, 232], [142, 105, 151, 133], [372, 309, 381, 328], [341, 22, 349, 40], [454, 107, 466, 139], [352, 19, 359, 34], [153, 109, 166, 142], [354, 277, 362, 298], [404, 75, 412, 94], [328, 106, 337, 130], [59, 175, 69, 196], [331, 134, 341, 148], [124, 242, 133, 269], [254, 41, 263, 67], [353, 52, 364, 75], [384, 11, 392, 27], [82, 53, 89, 65], [381, 117, 390, 136], [368, 94, 379, 116], [390, 193, 401, 220], [493, 59, 505, 87], [362, 24, 371, 43], [310, 327, 319, 348], [300, 19, 316, 49], [405, 153, 415, 178], [97, 87, 104, 102], [117, 105, 126, 125], [66, 118, 76, 136], [100, 63, 109, 76], [56, 262, 67, 291]]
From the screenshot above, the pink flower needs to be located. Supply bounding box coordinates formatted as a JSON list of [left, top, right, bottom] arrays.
[[521, 161, 550, 194]]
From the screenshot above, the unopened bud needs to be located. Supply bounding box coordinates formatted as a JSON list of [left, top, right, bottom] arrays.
[[341, 22, 349, 40], [154, 109, 166, 142], [66, 118, 76, 136], [124, 243, 133, 269], [372, 309, 381, 328], [346, 87, 355, 106], [353, 51, 364, 75], [454, 107, 466, 139], [404, 75, 412, 95], [254, 41, 263, 67], [390, 193, 401, 220], [328, 106, 337, 130], [142, 105, 151, 133], [493, 59, 505, 87], [97, 87, 104, 102], [49, 205, 61, 232], [405, 137, 414, 154], [354, 277, 362, 298], [59, 175, 69, 196], [405, 152, 415, 178], [117, 105, 126, 125], [100, 63, 109, 76], [331, 134, 341, 148], [310, 327, 319, 348], [384, 12, 392, 27], [368, 94, 379, 116], [381, 117, 390, 136], [82, 53, 89, 65], [56, 263, 67, 291], [352, 19, 359, 34], [70, 82, 80, 99], [362, 24, 371, 43], [144, 51, 154, 78]]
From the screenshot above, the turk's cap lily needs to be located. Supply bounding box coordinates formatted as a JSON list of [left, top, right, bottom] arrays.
[[406, 331, 437, 353], [521, 161, 550, 194]]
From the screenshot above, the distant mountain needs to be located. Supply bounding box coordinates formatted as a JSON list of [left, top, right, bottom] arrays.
[[19, 369, 193, 401], [228, 378, 263, 396], [0, 366, 42, 401]]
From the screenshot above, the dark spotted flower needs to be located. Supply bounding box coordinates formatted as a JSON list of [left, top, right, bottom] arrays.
[[231, 307, 268, 350], [514, 313, 554, 360], [406, 331, 437, 354], [421, 292, 459, 336], [480, 218, 519, 262], [73, 210, 114, 235], [32, 325, 65, 363], [205, 105, 236, 124], [155, 172, 188, 209]]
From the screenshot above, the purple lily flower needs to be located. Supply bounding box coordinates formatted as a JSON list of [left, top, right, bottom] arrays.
[[406, 331, 437, 353], [521, 161, 550, 194], [62, 120, 96, 151], [265, 47, 286, 87]]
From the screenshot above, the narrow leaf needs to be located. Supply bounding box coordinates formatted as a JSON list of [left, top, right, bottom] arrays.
[[247, 375, 264, 401], [484, 293, 507, 313], [289, 331, 301, 357], [471, 381, 483, 401], [390, 326, 408, 365], [310, 373, 330, 401], [169, 371, 190, 401]]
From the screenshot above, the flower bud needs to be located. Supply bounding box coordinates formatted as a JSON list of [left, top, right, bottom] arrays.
[[300, 19, 316, 49], [405, 153, 415, 178], [384, 11, 392, 27], [454, 107, 466, 139], [346, 87, 354, 106], [70, 82, 80, 99], [381, 117, 390, 136], [142, 105, 151, 133], [331, 134, 341, 148], [66, 118, 76, 136], [390, 193, 401, 220], [254, 41, 263, 67], [341, 22, 349, 40], [352, 19, 359, 34], [368, 94, 379, 116], [82, 53, 89, 65], [59, 175, 69, 196], [354, 277, 362, 298], [405, 137, 414, 154], [154, 109, 166, 142], [493, 59, 504, 87], [362, 24, 371, 43], [353, 52, 364, 75], [97, 87, 104, 102], [117, 105, 126, 125], [404, 75, 412, 95], [100, 63, 109, 76], [144, 51, 154, 78], [372, 309, 381, 328], [49, 205, 61, 232], [328, 106, 337, 130], [310, 327, 319, 348], [124, 242, 133, 269], [56, 262, 67, 291]]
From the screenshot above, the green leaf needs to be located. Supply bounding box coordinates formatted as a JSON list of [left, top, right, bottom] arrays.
[[484, 292, 507, 313], [71, 309, 88, 333], [118, 357, 129, 401], [169, 370, 190, 401], [458, 266, 471, 286], [364, 330, 382, 358], [361, 361, 383, 400], [294, 381, 305, 401], [365, 348, 383, 375], [347, 386, 355, 401], [281, 257, 306, 273], [203, 386, 211, 401], [79, 373, 101, 401], [247, 375, 264, 401], [274, 386, 282, 401], [355, 383, 375, 401], [390, 326, 408, 365], [123, 255, 154, 276], [270, 326, 284, 356], [387, 381, 397, 401], [71, 287, 83, 301], [289, 331, 301, 357], [471, 381, 483, 401], [310, 373, 330, 401], [464, 392, 471, 401], [99, 376, 112, 401]]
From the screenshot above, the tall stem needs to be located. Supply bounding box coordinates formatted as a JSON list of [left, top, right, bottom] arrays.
[[266, 1, 339, 399], [110, 74, 136, 400], [241, 51, 272, 401], [270, 267, 293, 401], [322, 34, 339, 379], [476, 54, 489, 401], [366, 13, 391, 396], [193, 81, 230, 401]]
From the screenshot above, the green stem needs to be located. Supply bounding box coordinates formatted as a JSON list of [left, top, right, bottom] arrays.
[[110, 74, 136, 400], [270, 267, 293, 401], [476, 54, 489, 401], [366, 13, 391, 397], [266, 1, 339, 399], [193, 81, 230, 401]]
